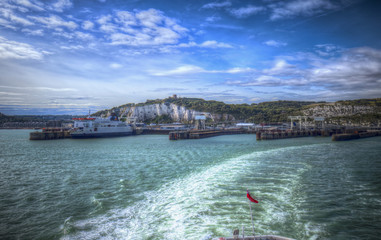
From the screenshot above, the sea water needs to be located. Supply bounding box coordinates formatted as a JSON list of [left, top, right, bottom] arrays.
[[0, 130, 380, 239]]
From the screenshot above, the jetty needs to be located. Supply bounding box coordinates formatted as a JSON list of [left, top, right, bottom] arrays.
[[213, 236, 294, 240], [169, 129, 249, 140], [29, 128, 71, 140], [256, 129, 331, 140], [332, 130, 381, 141]]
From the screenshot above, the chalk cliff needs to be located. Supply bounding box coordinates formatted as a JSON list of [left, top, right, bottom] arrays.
[[302, 104, 374, 117], [302, 103, 379, 126], [103, 103, 235, 122]]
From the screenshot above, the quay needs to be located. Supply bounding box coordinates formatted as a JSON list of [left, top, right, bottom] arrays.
[[256, 130, 330, 140], [213, 235, 294, 240], [29, 127, 172, 140], [332, 130, 381, 141], [29, 127, 381, 141], [169, 129, 249, 140], [29, 128, 71, 140]]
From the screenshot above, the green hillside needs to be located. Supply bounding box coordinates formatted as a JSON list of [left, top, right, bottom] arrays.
[[93, 97, 381, 124], [94, 97, 318, 123]]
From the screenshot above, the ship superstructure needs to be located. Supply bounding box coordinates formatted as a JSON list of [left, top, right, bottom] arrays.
[[70, 115, 133, 138]]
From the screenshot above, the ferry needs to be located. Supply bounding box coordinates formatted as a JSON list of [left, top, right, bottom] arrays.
[[70, 115, 133, 138]]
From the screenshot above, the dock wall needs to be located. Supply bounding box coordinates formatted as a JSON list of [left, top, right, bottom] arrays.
[[332, 130, 381, 141], [256, 130, 326, 140], [169, 129, 248, 140], [29, 129, 71, 140]]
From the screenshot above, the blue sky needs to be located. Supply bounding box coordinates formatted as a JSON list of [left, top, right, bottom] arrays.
[[0, 0, 380, 115]]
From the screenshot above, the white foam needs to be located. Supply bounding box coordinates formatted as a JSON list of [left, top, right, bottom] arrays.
[[62, 145, 326, 240]]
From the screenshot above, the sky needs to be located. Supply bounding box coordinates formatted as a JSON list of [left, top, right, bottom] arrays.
[[0, 0, 381, 115]]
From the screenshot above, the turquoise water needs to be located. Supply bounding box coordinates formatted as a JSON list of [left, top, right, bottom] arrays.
[[0, 130, 380, 240]]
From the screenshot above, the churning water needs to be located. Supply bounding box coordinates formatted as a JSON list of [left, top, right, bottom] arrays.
[[1, 130, 380, 239]]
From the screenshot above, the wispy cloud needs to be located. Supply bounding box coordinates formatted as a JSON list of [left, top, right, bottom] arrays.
[[28, 15, 77, 30], [314, 43, 342, 56], [229, 5, 266, 18], [263, 40, 288, 47], [269, 0, 337, 20], [202, 1, 232, 9], [0, 85, 78, 92], [49, 0, 73, 12], [98, 9, 188, 46], [0, 36, 44, 60], [11, 0, 45, 12], [21, 28, 44, 36], [81, 20, 94, 30], [151, 65, 255, 76], [178, 40, 233, 49], [227, 47, 381, 98], [0, 8, 34, 26]]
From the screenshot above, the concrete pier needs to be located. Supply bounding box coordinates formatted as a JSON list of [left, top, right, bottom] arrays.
[[29, 128, 71, 140], [213, 235, 294, 240], [256, 130, 323, 140], [332, 130, 381, 141], [169, 129, 248, 140]]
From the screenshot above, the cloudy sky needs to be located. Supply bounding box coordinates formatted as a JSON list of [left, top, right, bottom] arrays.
[[0, 0, 380, 114]]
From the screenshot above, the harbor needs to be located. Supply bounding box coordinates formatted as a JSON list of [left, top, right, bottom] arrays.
[[214, 235, 294, 240], [29, 126, 381, 141], [4, 130, 381, 239], [29, 128, 71, 140]]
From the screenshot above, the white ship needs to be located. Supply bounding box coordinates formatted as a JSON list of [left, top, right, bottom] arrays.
[[70, 115, 133, 138]]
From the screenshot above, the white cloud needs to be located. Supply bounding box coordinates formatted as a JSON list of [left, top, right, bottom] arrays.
[[49, 0, 73, 12], [0, 36, 44, 60], [263, 40, 287, 47], [21, 28, 44, 36], [202, 1, 232, 9], [97, 15, 117, 33], [33, 87, 78, 92], [60, 45, 84, 50], [242, 75, 282, 86], [0, 8, 34, 26], [152, 65, 205, 76], [178, 40, 233, 49], [270, 0, 337, 20], [0, 18, 17, 30], [110, 63, 123, 69], [136, 8, 164, 28], [314, 43, 342, 56], [105, 9, 188, 47], [82, 20, 94, 30], [228, 47, 381, 97], [263, 59, 297, 76], [11, 0, 45, 12], [200, 40, 233, 48], [115, 11, 137, 26], [229, 5, 266, 18], [206, 16, 221, 22], [151, 65, 255, 76], [74, 31, 94, 41], [28, 15, 77, 30], [310, 47, 381, 89]]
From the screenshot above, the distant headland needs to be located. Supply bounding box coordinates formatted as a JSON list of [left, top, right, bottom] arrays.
[[1, 97, 381, 128]]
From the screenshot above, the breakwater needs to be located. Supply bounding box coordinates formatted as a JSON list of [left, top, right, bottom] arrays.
[[213, 235, 294, 240], [29, 128, 71, 140], [256, 130, 329, 140], [169, 129, 248, 140], [332, 130, 381, 141]]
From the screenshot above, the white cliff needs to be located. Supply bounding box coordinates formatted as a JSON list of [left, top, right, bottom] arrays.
[[302, 103, 380, 126], [302, 104, 375, 117], [104, 103, 236, 122]]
